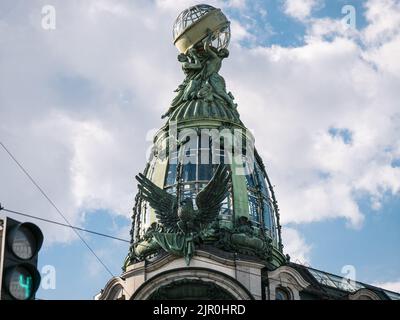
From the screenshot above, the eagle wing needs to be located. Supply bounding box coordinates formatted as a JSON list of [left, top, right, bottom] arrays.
[[195, 164, 231, 227], [136, 173, 179, 232]]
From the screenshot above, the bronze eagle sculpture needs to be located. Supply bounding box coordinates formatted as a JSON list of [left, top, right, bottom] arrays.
[[135, 164, 231, 235]]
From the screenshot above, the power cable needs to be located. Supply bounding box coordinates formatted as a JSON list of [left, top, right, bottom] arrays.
[[1, 141, 134, 298], [0, 206, 130, 243], [0, 141, 116, 278]]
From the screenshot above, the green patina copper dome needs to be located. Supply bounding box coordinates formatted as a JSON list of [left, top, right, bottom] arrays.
[[168, 98, 242, 124]]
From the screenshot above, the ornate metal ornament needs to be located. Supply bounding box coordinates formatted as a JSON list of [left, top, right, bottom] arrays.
[[162, 5, 239, 122], [134, 164, 230, 265]]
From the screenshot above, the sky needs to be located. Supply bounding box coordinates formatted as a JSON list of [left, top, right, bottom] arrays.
[[0, 0, 399, 299]]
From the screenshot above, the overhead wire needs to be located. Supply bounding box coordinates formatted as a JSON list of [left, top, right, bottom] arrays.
[[0, 141, 133, 298], [0, 206, 130, 243]]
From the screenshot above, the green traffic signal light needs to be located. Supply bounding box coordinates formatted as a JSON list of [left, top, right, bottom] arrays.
[[19, 274, 32, 299], [4, 264, 41, 300]]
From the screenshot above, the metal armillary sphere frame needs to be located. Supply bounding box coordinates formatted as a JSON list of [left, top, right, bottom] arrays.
[[172, 4, 231, 53]]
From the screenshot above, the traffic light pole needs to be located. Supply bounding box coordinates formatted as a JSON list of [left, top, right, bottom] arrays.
[[0, 216, 6, 300]]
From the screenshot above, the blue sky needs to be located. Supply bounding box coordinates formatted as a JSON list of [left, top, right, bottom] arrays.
[[1, 0, 399, 299]]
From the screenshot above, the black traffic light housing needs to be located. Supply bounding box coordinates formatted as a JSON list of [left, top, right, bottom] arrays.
[[1, 217, 43, 300]]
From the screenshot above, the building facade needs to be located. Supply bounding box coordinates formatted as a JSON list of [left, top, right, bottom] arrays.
[[97, 4, 400, 301]]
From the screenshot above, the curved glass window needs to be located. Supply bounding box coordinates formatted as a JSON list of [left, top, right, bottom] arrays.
[[164, 133, 232, 216], [242, 156, 260, 226], [255, 165, 269, 196], [276, 287, 291, 300], [263, 200, 272, 231], [165, 151, 178, 186], [241, 155, 279, 246], [248, 195, 260, 226], [244, 160, 257, 189], [182, 163, 196, 181], [198, 163, 212, 180]]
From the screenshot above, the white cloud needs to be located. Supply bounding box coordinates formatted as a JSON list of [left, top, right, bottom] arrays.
[[283, 0, 322, 21], [230, 19, 255, 43], [0, 0, 170, 244], [306, 17, 360, 41], [373, 280, 400, 294], [226, 0, 247, 9], [282, 228, 311, 264], [222, 2, 400, 229], [363, 0, 400, 45]]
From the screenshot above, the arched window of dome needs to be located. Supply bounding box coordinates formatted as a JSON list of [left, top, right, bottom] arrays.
[[109, 285, 124, 300], [275, 287, 292, 300]]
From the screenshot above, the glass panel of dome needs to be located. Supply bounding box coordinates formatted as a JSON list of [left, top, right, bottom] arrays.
[[241, 157, 257, 188], [182, 163, 196, 181], [269, 203, 277, 239], [198, 164, 212, 180], [327, 273, 361, 292], [198, 143, 212, 180], [199, 132, 210, 148], [165, 163, 177, 186], [255, 165, 269, 196], [262, 199, 272, 230], [181, 134, 197, 156], [307, 268, 366, 292], [384, 290, 400, 300], [169, 150, 178, 161], [220, 193, 232, 216], [307, 269, 337, 288], [244, 170, 257, 189], [199, 147, 211, 164], [212, 148, 226, 164], [182, 149, 197, 165], [248, 194, 260, 225]]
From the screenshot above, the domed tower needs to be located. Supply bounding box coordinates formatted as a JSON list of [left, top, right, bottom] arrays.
[[96, 4, 400, 302], [99, 4, 287, 300]]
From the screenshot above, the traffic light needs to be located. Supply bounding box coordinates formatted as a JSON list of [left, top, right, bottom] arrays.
[[0, 216, 43, 300]]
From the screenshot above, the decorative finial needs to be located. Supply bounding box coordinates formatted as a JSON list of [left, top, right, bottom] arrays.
[[172, 4, 230, 54]]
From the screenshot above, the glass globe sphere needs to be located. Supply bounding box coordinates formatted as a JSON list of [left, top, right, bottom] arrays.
[[173, 4, 231, 53]]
